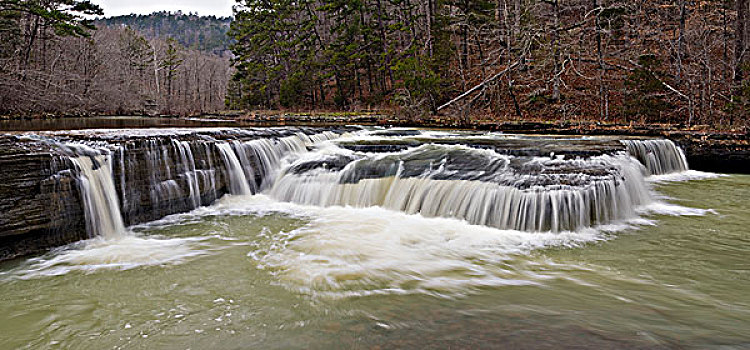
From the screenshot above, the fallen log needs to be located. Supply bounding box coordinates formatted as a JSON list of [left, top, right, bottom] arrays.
[[437, 62, 520, 112]]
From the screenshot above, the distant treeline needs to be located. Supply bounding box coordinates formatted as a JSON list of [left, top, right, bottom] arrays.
[[95, 12, 233, 55], [0, 2, 231, 116], [228, 0, 750, 126]]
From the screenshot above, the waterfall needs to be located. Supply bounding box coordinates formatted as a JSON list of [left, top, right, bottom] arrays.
[[201, 142, 218, 201], [0, 127, 352, 258], [230, 140, 259, 193], [173, 140, 202, 208], [214, 132, 340, 196], [43, 129, 693, 240], [231, 131, 340, 190], [622, 139, 689, 175], [58, 129, 343, 239], [257, 132, 337, 185], [216, 143, 253, 195], [71, 154, 127, 238], [269, 148, 652, 232]]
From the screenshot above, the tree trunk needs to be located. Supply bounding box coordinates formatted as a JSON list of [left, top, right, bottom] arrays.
[[514, 0, 521, 39], [677, 0, 686, 86], [427, 0, 433, 57], [736, 0, 747, 84], [551, 0, 561, 101], [375, 0, 393, 90], [594, 0, 607, 119]]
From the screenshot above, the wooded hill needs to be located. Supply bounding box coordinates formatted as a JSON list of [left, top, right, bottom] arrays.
[[95, 12, 233, 55], [0, 3, 231, 116], [228, 0, 750, 127]]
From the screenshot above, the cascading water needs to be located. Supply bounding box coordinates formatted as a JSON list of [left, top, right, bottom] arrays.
[[173, 140, 202, 208], [3, 128, 745, 350], [268, 144, 653, 232], [70, 153, 127, 238], [60, 129, 344, 239], [216, 131, 340, 195], [217, 143, 253, 195], [232, 131, 340, 190], [621, 139, 689, 175], [45, 128, 695, 243]]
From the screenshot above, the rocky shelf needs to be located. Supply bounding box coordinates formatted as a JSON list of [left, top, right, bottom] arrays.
[[0, 124, 745, 262], [0, 127, 352, 261]]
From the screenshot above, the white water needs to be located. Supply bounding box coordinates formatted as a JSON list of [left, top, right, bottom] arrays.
[[216, 143, 253, 195], [8, 236, 209, 279], [173, 140, 202, 208], [232, 131, 340, 189], [113, 194, 654, 297], [71, 154, 127, 238], [33, 151, 211, 277], [268, 145, 654, 232], [646, 169, 724, 183], [18, 152, 197, 277], [622, 139, 689, 175], [216, 132, 340, 196], [19, 130, 715, 282], [248, 199, 613, 297], [66, 132, 699, 237], [10, 131, 344, 275]]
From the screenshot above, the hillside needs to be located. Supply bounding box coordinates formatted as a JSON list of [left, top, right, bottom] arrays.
[[96, 11, 232, 55], [1, 6, 232, 116]]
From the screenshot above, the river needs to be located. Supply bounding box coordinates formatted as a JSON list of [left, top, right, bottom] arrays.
[[0, 129, 747, 349]]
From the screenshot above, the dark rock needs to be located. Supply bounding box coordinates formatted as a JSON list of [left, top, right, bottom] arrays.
[[0, 127, 350, 262]]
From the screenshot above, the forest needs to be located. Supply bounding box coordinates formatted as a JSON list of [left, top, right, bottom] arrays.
[[0, 3, 231, 116], [96, 12, 233, 55], [229, 0, 750, 126], [1, 0, 749, 127]]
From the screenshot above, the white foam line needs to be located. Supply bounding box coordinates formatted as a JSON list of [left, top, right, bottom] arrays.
[[4, 235, 212, 280], [647, 170, 725, 183]]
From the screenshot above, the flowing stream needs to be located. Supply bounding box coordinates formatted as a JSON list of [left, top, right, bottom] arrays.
[[70, 154, 127, 238], [0, 129, 747, 349]]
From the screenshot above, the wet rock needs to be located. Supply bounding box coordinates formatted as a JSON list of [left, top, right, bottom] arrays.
[[337, 137, 627, 159], [0, 127, 350, 261], [0, 137, 86, 261], [668, 133, 750, 174]]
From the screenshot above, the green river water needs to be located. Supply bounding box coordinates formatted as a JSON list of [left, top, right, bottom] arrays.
[[0, 174, 748, 349]]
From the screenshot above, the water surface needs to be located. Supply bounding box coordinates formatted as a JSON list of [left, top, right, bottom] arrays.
[[0, 174, 748, 349]]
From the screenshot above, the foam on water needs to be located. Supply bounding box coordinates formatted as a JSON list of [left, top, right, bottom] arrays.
[[122, 194, 654, 298], [7, 185, 713, 295], [4, 235, 210, 280], [244, 199, 713, 298], [639, 201, 718, 217], [253, 205, 615, 297], [647, 170, 724, 183], [7, 129, 721, 295]]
